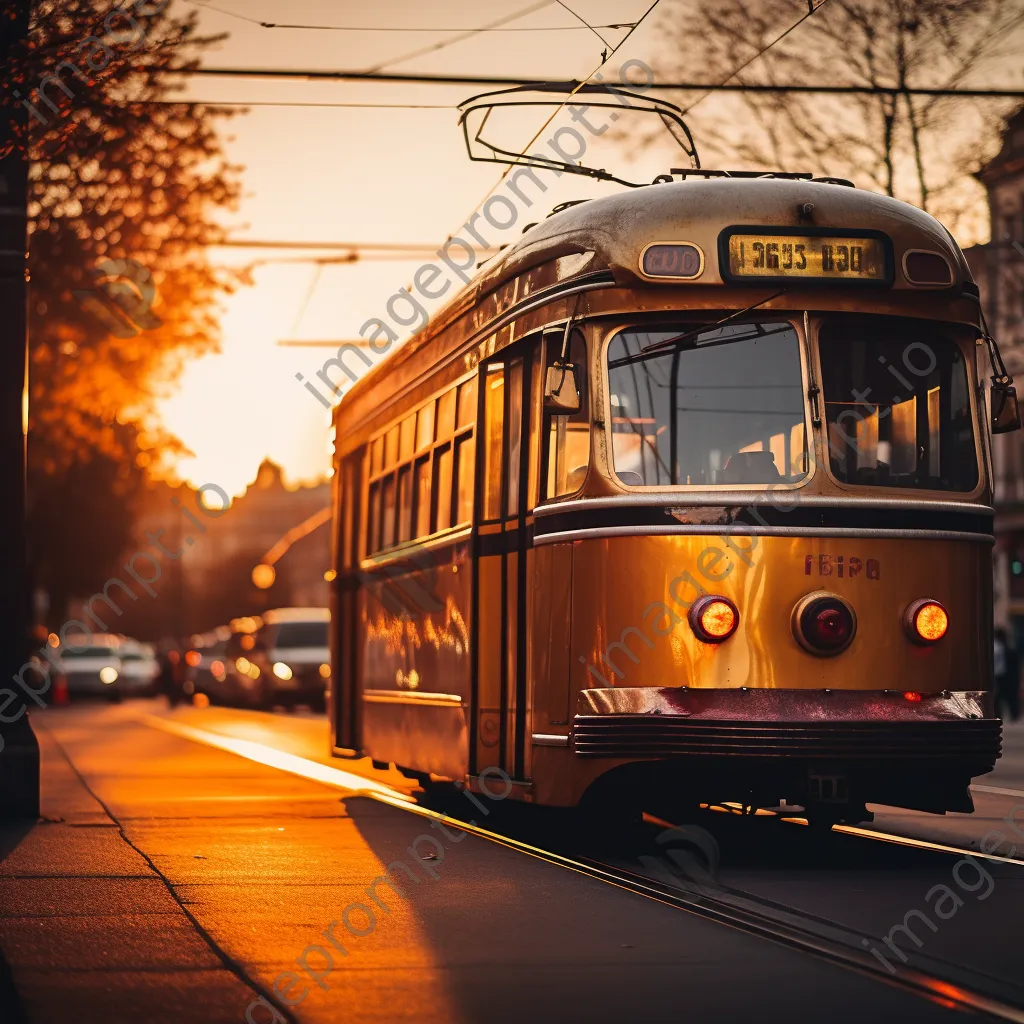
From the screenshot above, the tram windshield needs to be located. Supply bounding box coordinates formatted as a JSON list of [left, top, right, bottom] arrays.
[[606, 320, 808, 487], [819, 316, 978, 492]]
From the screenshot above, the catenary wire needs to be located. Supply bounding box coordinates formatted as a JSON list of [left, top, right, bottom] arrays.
[[180, 68, 1024, 97], [447, 0, 666, 242], [180, 0, 635, 32], [553, 0, 613, 51], [364, 1, 556, 74], [680, 0, 833, 114]]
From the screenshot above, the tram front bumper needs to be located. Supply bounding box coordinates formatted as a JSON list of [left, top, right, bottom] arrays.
[[572, 687, 1000, 766]]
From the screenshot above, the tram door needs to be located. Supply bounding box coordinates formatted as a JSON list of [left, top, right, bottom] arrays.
[[473, 338, 538, 781]]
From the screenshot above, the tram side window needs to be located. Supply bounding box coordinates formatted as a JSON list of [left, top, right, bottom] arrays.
[[397, 465, 413, 544], [368, 480, 382, 553], [413, 456, 432, 538], [363, 378, 477, 557], [482, 368, 505, 518], [434, 444, 454, 531], [456, 434, 476, 526], [381, 476, 396, 548], [819, 316, 978, 492], [545, 333, 590, 499]]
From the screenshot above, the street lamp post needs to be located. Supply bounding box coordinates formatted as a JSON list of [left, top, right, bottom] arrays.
[[0, 0, 41, 818]]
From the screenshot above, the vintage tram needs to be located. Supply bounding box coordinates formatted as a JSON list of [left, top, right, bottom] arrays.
[[329, 174, 1016, 824]]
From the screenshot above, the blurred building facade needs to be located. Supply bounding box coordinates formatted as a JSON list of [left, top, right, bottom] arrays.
[[964, 107, 1024, 635], [105, 459, 330, 640]]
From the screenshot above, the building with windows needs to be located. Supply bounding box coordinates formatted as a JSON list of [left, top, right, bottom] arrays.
[[964, 106, 1024, 634]]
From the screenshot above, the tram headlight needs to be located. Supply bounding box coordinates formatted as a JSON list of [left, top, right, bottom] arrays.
[[689, 596, 739, 644], [792, 592, 856, 656], [905, 599, 948, 644]]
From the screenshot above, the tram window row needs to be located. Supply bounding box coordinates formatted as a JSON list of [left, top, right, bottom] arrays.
[[365, 378, 476, 556], [361, 331, 593, 558]]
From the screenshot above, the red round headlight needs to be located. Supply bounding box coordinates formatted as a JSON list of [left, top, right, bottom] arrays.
[[793, 592, 856, 656], [689, 595, 739, 644]]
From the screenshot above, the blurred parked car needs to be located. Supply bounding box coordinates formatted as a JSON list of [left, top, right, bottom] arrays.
[[117, 639, 160, 696], [222, 616, 264, 708], [245, 608, 330, 711], [54, 634, 123, 702], [186, 628, 233, 704]]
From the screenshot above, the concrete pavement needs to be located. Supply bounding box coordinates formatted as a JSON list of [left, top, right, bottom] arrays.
[[1, 701, 1021, 1023], [0, 722, 274, 1023]]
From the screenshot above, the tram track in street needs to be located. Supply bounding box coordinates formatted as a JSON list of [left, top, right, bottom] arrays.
[[377, 788, 1024, 1023], [138, 708, 1024, 1021]]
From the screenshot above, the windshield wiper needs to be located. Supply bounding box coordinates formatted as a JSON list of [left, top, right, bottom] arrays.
[[639, 290, 787, 356]]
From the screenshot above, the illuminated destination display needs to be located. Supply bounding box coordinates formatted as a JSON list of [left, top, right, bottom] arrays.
[[724, 232, 889, 283]]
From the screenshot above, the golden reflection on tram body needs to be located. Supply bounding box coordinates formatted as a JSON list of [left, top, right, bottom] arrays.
[[329, 175, 1011, 825]]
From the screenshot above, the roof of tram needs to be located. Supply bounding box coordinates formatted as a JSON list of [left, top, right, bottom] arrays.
[[336, 176, 977, 426]]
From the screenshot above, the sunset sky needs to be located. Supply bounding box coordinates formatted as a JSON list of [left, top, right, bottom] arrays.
[[157, 0, 686, 496], [156, 0, 1011, 496]]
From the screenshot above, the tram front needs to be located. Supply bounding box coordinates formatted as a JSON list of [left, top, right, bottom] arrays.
[[534, 179, 1014, 824]]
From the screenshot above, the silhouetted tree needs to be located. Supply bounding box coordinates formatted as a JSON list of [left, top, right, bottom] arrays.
[[654, 0, 1024, 237], [2, 0, 243, 618]]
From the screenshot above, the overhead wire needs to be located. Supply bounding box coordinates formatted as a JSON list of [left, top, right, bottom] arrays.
[[170, 100, 458, 109], [364, 0, 555, 73], [448, 0, 666, 241], [180, 68, 1024, 97], [680, 0, 834, 114], [287, 263, 324, 337], [553, 0, 613, 53], [181, 1, 634, 32]]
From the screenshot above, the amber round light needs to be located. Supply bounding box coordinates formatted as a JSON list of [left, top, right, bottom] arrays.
[[792, 592, 857, 656], [689, 596, 739, 644], [906, 599, 948, 644]]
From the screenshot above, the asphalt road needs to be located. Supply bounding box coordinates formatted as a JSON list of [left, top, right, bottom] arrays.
[[1, 699, 1022, 1023]]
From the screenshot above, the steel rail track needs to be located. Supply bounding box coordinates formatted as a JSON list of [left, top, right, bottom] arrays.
[[138, 712, 1024, 1020], [368, 790, 1024, 1023]]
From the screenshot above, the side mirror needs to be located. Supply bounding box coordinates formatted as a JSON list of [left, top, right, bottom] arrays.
[[992, 381, 1021, 434], [544, 362, 581, 413]]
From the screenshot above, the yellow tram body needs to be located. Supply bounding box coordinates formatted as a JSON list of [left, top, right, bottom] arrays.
[[330, 177, 1001, 823]]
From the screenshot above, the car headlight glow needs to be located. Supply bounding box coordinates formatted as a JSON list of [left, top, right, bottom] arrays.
[[99, 667, 118, 685], [273, 662, 293, 681]]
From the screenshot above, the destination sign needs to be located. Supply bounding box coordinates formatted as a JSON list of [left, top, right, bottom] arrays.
[[724, 232, 889, 283]]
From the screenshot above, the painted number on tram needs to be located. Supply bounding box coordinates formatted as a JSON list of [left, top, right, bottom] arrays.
[[804, 554, 880, 579]]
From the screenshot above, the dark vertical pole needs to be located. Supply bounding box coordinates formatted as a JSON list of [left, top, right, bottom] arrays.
[[0, 0, 41, 818]]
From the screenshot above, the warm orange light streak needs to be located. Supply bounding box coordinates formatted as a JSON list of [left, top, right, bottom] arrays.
[[141, 715, 411, 800], [835, 824, 1024, 867]]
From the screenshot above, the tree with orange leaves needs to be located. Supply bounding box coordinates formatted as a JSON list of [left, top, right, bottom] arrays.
[[2, 0, 243, 619]]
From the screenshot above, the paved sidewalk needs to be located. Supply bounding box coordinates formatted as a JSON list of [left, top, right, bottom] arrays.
[[1, 706, 991, 1024], [0, 721, 278, 1024]]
